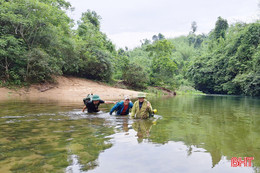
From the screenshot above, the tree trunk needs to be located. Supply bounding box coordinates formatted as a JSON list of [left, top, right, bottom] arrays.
[[5, 57, 9, 80]]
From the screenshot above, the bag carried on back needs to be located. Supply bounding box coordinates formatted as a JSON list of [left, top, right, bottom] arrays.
[[83, 94, 93, 104]]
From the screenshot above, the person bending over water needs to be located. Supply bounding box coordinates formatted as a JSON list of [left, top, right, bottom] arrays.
[[82, 94, 115, 113]]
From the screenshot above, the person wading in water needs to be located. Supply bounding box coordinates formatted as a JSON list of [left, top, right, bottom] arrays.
[[130, 93, 153, 119], [82, 94, 115, 113], [109, 96, 133, 115]]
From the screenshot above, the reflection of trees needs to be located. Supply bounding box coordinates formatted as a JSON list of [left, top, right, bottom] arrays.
[[0, 101, 114, 172], [67, 118, 114, 171], [132, 119, 154, 143], [148, 96, 260, 168]]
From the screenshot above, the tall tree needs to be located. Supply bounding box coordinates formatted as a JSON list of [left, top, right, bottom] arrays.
[[0, 0, 72, 82], [158, 33, 165, 40], [0, 36, 25, 81], [152, 35, 158, 42], [79, 10, 101, 29], [191, 21, 197, 33], [214, 17, 228, 40], [146, 40, 177, 86], [73, 11, 115, 81]]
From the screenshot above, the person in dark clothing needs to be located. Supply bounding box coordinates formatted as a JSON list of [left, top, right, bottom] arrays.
[[82, 94, 115, 113], [109, 96, 133, 115]]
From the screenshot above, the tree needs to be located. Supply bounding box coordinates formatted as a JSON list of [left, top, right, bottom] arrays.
[[158, 33, 165, 40], [152, 35, 158, 42], [123, 63, 149, 89], [152, 33, 165, 42], [141, 39, 151, 46], [0, 0, 72, 82], [79, 10, 101, 29], [214, 17, 228, 40], [112, 48, 130, 80], [71, 11, 115, 82], [191, 21, 197, 33], [0, 35, 25, 82], [188, 21, 260, 96], [146, 40, 177, 86]]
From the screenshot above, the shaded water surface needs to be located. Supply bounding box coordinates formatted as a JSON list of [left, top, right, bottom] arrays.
[[0, 95, 259, 173]]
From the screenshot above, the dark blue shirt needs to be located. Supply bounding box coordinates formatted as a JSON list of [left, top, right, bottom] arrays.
[[139, 101, 143, 110]]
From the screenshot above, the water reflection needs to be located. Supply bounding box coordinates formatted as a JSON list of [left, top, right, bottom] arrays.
[[147, 95, 260, 171], [0, 96, 260, 173], [98, 95, 260, 172], [0, 100, 114, 172], [132, 119, 154, 143]]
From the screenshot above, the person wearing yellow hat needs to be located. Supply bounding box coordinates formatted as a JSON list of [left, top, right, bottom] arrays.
[[82, 94, 116, 113], [130, 93, 153, 119]]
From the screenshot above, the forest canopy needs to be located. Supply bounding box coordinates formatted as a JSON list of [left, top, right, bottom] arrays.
[[0, 0, 259, 96]]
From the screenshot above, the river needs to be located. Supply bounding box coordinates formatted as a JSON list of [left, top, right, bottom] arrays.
[[0, 95, 259, 173]]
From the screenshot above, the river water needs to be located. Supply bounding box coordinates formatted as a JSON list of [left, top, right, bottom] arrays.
[[0, 95, 259, 173]]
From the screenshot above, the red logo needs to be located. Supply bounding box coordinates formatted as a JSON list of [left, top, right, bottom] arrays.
[[231, 157, 254, 167]]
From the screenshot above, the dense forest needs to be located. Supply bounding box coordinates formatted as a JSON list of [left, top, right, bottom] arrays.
[[123, 18, 260, 96], [0, 0, 259, 96], [0, 0, 115, 84]]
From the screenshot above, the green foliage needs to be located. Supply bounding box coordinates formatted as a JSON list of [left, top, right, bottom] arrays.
[[78, 49, 112, 81], [0, 0, 72, 83], [128, 46, 151, 71], [146, 39, 175, 57], [26, 48, 62, 82], [158, 33, 165, 40], [0, 1, 259, 97], [126, 35, 202, 91], [112, 48, 130, 80], [146, 40, 177, 86], [213, 16, 229, 40], [0, 1, 115, 84], [152, 33, 165, 42], [66, 11, 115, 82], [0, 35, 25, 82], [188, 34, 207, 48], [125, 18, 259, 96], [189, 21, 260, 96], [176, 85, 205, 95], [122, 63, 149, 89], [80, 10, 101, 29], [232, 72, 260, 96]]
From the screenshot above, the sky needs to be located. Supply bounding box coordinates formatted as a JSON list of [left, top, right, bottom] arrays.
[[67, 0, 259, 49]]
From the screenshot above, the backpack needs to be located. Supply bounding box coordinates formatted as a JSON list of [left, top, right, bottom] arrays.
[[83, 94, 93, 104]]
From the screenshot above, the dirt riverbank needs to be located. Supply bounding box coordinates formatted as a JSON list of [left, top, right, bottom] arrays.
[[0, 76, 141, 102]]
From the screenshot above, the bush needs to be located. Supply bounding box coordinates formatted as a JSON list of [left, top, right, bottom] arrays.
[[123, 63, 149, 89], [78, 49, 112, 82]]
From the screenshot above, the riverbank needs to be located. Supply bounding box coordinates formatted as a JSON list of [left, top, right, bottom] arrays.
[[0, 76, 141, 102]]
